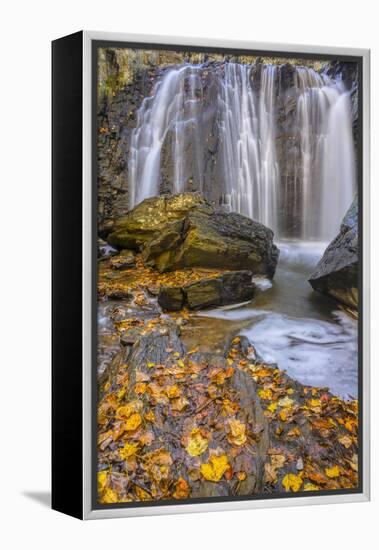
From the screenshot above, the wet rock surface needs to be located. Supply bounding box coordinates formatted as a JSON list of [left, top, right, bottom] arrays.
[[309, 196, 358, 310], [158, 270, 256, 311], [108, 193, 279, 277]]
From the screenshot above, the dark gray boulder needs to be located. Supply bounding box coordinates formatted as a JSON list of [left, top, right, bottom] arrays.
[[308, 196, 358, 309]]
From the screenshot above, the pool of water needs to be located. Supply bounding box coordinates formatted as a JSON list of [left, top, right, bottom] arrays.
[[193, 241, 358, 399]]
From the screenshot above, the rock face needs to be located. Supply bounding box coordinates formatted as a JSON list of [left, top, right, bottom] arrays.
[[108, 193, 279, 277], [158, 270, 256, 311], [309, 196, 358, 309]]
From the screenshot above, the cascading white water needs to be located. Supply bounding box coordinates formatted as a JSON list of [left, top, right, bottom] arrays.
[[295, 69, 356, 240], [128, 62, 356, 241], [218, 64, 279, 231], [129, 65, 206, 207]]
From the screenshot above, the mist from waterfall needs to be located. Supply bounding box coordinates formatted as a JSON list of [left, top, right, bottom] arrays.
[[128, 62, 356, 241]]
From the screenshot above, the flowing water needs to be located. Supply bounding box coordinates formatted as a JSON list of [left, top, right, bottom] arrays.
[[126, 61, 358, 399]]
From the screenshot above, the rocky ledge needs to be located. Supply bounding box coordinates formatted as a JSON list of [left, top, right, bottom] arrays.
[[158, 270, 256, 311], [107, 193, 279, 277], [309, 196, 358, 310], [97, 318, 359, 504]]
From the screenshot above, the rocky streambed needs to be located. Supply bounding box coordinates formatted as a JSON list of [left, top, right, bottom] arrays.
[[96, 193, 359, 504]]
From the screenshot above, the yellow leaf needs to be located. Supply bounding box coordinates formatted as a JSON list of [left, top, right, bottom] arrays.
[[237, 472, 247, 481], [124, 412, 142, 431], [101, 488, 119, 503], [98, 471, 108, 493], [282, 473, 303, 492], [201, 454, 230, 482], [173, 477, 190, 499], [267, 402, 278, 413], [221, 399, 239, 416], [119, 442, 139, 459], [116, 400, 142, 420], [186, 429, 208, 456], [325, 465, 340, 478], [258, 388, 273, 400], [135, 382, 147, 394], [117, 388, 127, 400], [177, 359, 185, 368], [227, 418, 247, 446], [144, 410, 155, 423], [286, 388, 294, 395], [278, 409, 289, 422], [166, 385, 181, 399]]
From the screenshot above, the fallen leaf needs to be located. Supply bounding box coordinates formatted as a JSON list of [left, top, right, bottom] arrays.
[[119, 442, 139, 459], [282, 473, 303, 492], [173, 477, 190, 499], [124, 412, 142, 431], [166, 385, 181, 399], [338, 435, 353, 448], [227, 418, 247, 446], [135, 382, 147, 395], [258, 388, 273, 400], [325, 465, 340, 478], [116, 400, 142, 420], [186, 429, 208, 456], [264, 463, 278, 483], [201, 454, 230, 482], [101, 488, 119, 503], [98, 471, 108, 493]]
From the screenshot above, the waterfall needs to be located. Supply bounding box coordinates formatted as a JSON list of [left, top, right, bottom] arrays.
[[218, 64, 279, 231], [295, 69, 356, 240], [128, 62, 356, 241], [129, 65, 207, 207]]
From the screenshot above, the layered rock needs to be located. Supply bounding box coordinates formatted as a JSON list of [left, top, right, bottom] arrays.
[[308, 196, 358, 309], [108, 193, 279, 277], [158, 271, 256, 311]]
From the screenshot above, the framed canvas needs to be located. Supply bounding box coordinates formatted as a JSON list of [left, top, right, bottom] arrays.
[[52, 31, 370, 520]]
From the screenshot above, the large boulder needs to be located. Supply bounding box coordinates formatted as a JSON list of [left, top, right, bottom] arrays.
[[308, 196, 358, 309], [108, 193, 279, 277]]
